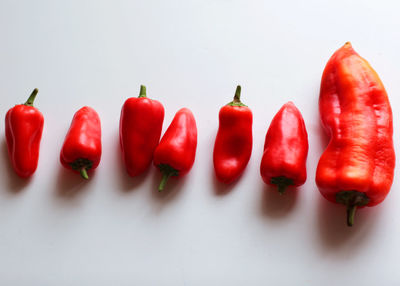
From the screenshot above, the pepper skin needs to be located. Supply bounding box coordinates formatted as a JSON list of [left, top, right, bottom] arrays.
[[316, 42, 395, 226], [5, 88, 44, 178], [213, 85, 253, 184], [120, 85, 164, 176], [260, 102, 308, 194], [153, 108, 197, 191], [60, 106, 102, 179]]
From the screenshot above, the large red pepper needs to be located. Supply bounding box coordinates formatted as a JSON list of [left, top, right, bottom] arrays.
[[153, 108, 197, 191], [119, 85, 164, 176], [316, 42, 395, 226], [260, 102, 308, 194], [5, 88, 44, 178], [213, 85, 253, 184], [60, 106, 102, 179]]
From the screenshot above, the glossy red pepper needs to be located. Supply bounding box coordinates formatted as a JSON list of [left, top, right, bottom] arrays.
[[260, 102, 308, 194], [316, 42, 395, 226], [120, 85, 164, 177], [60, 106, 102, 179], [5, 88, 44, 178], [213, 85, 253, 184], [153, 108, 197, 191]]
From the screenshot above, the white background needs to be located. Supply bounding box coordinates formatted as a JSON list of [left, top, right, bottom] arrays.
[[1, 0, 400, 285]]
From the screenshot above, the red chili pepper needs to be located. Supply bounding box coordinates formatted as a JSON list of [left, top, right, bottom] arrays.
[[153, 108, 197, 191], [60, 106, 102, 180], [260, 102, 308, 194], [120, 85, 164, 177], [213, 85, 253, 184], [5, 88, 44, 178], [316, 42, 395, 226]]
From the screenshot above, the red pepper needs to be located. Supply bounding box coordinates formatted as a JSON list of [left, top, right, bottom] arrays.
[[260, 102, 308, 194], [120, 85, 164, 177], [153, 108, 197, 191], [213, 85, 253, 184], [316, 42, 395, 226], [60, 106, 102, 179], [5, 88, 44, 178]]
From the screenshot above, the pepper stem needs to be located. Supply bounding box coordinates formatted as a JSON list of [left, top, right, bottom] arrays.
[[80, 167, 89, 180], [277, 184, 288, 195], [24, 88, 39, 106], [157, 164, 179, 191], [158, 173, 171, 191], [227, 85, 246, 107], [335, 191, 370, 227], [270, 176, 293, 195], [139, 85, 146, 98], [233, 85, 241, 103], [347, 205, 357, 227]]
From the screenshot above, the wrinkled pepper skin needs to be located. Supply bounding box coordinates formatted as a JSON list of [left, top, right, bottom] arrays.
[[213, 86, 253, 184], [153, 108, 197, 191], [60, 106, 102, 180], [316, 42, 395, 226], [5, 89, 44, 178], [260, 102, 308, 194], [120, 85, 164, 177]]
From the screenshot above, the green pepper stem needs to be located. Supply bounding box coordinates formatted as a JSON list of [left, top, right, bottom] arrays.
[[233, 85, 241, 103], [24, 88, 39, 106], [80, 167, 89, 180], [335, 191, 369, 227], [158, 173, 171, 191], [139, 85, 146, 98], [270, 176, 293, 195], [346, 205, 357, 227]]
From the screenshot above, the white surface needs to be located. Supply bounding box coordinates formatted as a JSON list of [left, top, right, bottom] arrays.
[[1, 0, 400, 285]]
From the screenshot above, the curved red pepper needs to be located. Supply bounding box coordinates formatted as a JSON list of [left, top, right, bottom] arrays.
[[60, 106, 102, 179], [153, 108, 197, 191], [120, 85, 164, 176], [5, 89, 44, 178], [316, 42, 395, 226], [260, 102, 308, 194], [213, 86, 253, 184]]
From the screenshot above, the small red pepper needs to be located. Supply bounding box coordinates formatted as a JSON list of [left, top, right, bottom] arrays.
[[5, 88, 44, 178], [213, 85, 253, 184], [316, 42, 395, 226], [60, 106, 102, 179], [260, 102, 308, 194], [153, 108, 197, 191], [120, 85, 164, 176]]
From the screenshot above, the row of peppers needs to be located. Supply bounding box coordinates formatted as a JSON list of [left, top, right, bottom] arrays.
[[5, 42, 395, 227]]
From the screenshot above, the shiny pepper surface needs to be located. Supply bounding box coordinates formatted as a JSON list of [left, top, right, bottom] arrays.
[[316, 42, 395, 226], [120, 85, 164, 176], [154, 108, 197, 191], [260, 102, 308, 193], [60, 106, 102, 179], [213, 86, 253, 184], [5, 88, 44, 178]]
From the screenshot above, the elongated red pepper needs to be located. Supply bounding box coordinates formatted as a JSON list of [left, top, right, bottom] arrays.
[[5, 88, 44, 178], [316, 42, 395, 226], [60, 106, 102, 179], [213, 85, 252, 184], [153, 108, 197, 191], [120, 85, 164, 176], [260, 102, 308, 194]]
